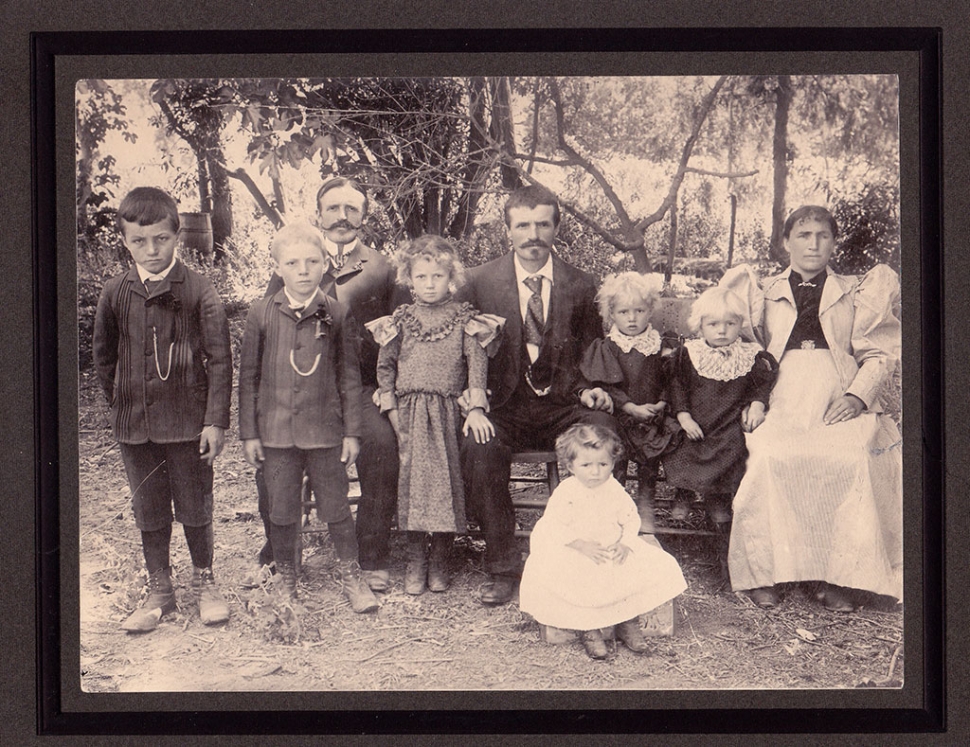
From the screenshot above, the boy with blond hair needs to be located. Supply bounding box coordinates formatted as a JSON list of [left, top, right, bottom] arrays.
[[238, 221, 378, 612]]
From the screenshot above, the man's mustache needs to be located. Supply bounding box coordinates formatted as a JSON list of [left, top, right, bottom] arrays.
[[321, 219, 360, 231], [522, 240, 550, 249]]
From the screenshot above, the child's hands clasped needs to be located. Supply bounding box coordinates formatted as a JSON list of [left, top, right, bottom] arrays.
[[677, 412, 704, 440], [568, 538, 632, 565], [462, 408, 495, 444], [623, 401, 665, 423]]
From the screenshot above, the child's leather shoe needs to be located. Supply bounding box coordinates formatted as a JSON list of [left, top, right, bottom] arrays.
[[615, 618, 651, 654], [192, 567, 230, 625], [122, 567, 176, 633], [335, 560, 380, 613], [581, 629, 609, 660]]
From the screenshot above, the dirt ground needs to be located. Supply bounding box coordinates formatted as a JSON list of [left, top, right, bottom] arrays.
[[78, 370, 903, 692]]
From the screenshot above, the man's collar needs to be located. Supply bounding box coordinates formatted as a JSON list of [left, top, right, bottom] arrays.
[[513, 253, 554, 285], [323, 236, 360, 258], [135, 252, 178, 283]]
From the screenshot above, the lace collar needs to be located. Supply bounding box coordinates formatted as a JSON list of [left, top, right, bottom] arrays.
[[684, 338, 761, 381], [607, 325, 661, 356], [392, 300, 474, 342]]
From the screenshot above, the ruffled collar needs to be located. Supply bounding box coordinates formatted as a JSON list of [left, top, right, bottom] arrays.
[[392, 300, 475, 342], [607, 325, 661, 356], [685, 338, 761, 381]]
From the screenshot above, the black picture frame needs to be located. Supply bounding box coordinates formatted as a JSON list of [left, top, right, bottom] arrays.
[[29, 26, 945, 737]]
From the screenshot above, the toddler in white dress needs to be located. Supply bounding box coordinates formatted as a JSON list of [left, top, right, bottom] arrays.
[[519, 423, 687, 659]]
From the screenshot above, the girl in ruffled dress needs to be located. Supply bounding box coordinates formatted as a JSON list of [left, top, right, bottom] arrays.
[[580, 271, 678, 532], [367, 235, 503, 595], [661, 286, 778, 575], [519, 423, 687, 660]]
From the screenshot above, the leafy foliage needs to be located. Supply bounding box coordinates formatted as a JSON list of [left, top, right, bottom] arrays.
[[830, 184, 900, 275]]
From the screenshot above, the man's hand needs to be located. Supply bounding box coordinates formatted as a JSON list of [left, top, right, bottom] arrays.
[[340, 436, 360, 466], [824, 394, 865, 425], [580, 387, 614, 413], [742, 401, 767, 432], [243, 438, 264, 468], [677, 412, 704, 440], [462, 408, 495, 444], [198, 425, 225, 466]]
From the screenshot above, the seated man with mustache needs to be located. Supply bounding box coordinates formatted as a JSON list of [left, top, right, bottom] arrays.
[[456, 185, 616, 606]]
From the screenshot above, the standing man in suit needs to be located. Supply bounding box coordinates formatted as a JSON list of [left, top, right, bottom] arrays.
[[247, 177, 406, 593], [458, 185, 616, 605]]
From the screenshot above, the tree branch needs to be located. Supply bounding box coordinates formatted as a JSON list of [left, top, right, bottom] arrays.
[[225, 167, 284, 228], [634, 76, 727, 232], [684, 166, 759, 179], [549, 79, 637, 232]]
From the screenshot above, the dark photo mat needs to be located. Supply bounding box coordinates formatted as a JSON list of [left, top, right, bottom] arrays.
[[33, 28, 942, 735]]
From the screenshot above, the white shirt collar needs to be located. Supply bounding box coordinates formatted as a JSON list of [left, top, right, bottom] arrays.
[[136, 252, 178, 283], [323, 235, 359, 259], [283, 286, 321, 311], [513, 253, 554, 287]]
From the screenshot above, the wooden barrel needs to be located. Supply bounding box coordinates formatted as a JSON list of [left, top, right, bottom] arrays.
[[179, 212, 213, 256]]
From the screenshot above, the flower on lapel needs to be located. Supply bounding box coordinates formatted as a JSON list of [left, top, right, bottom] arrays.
[[147, 291, 181, 312], [309, 306, 333, 338]]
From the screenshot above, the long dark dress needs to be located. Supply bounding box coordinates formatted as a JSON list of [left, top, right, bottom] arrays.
[[580, 328, 677, 464], [662, 340, 777, 494]]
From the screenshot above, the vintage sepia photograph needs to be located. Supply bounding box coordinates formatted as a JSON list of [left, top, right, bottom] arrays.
[[76, 73, 904, 693]]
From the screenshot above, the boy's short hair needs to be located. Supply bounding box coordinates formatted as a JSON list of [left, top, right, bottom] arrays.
[[315, 176, 369, 215], [503, 185, 561, 228], [117, 187, 180, 234], [392, 234, 467, 290], [687, 286, 747, 335], [783, 205, 838, 239], [595, 271, 662, 326], [270, 222, 327, 261], [555, 423, 625, 467]]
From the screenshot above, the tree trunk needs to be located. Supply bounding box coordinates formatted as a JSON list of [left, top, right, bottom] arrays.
[[489, 77, 520, 191], [448, 77, 489, 239], [727, 193, 737, 269], [769, 75, 793, 262], [664, 194, 679, 289], [206, 156, 233, 265]]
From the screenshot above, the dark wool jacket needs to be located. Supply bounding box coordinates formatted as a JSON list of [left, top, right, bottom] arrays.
[[264, 239, 408, 388], [93, 260, 232, 444], [455, 252, 602, 410], [238, 289, 363, 449]]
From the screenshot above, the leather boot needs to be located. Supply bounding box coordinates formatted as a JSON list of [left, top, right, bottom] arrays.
[[580, 628, 609, 660], [615, 618, 651, 654], [405, 536, 428, 596], [122, 567, 176, 633], [427, 533, 451, 593], [275, 561, 298, 600], [191, 567, 230, 625], [334, 560, 380, 613], [361, 569, 391, 593]]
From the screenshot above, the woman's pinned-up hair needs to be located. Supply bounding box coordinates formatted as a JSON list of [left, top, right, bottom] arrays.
[[555, 423, 625, 467], [595, 271, 662, 325], [687, 286, 748, 335], [392, 234, 467, 290]]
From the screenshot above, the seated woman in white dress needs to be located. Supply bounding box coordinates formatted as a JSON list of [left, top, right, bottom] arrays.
[[720, 205, 902, 611], [519, 423, 687, 659]]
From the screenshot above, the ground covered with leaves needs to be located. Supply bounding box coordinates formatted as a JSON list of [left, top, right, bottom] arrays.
[[78, 370, 903, 692]]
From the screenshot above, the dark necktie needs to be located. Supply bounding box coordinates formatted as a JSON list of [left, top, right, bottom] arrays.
[[523, 275, 544, 346]]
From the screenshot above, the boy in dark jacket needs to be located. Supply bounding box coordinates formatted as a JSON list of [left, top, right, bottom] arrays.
[[93, 187, 232, 632], [238, 221, 378, 613]]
